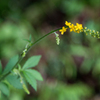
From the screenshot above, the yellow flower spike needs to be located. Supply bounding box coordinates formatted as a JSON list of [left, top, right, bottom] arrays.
[[61, 21, 100, 38], [59, 27, 67, 35], [65, 21, 71, 27]]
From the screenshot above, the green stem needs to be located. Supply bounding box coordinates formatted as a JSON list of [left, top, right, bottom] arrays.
[[0, 27, 62, 81], [27, 27, 62, 52]]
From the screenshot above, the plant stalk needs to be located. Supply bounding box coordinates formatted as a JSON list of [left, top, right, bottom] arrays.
[[0, 27, 62, 81]]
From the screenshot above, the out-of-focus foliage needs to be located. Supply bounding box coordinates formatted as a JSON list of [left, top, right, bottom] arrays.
[[0, 22, 29, 59], [0, 0, 100, 100], [39, 82, 93, 100]]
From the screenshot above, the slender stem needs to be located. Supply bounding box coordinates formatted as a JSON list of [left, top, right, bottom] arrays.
[[0, 27, 62, 81], [27, 27, 62, 52]]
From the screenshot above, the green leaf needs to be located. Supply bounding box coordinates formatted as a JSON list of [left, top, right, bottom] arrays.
[[0, 61, 2, 74], [23, 39, 30, 42], [3, 55, 19, 75], [23, 70, 37, 91], [23, 35, 32, 43], [0, 82, 9, 96], [6, 74, 23, 89], [22, 55, 41, 69], [24, 69, 43, 81]]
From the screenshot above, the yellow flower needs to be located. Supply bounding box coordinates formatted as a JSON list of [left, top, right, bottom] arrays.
[[69, 24, 75, 32], [65, 21, 71, 27], [59, 27, 67, 35], [75, 23, 83, 30], [74, 23, 83, 33]]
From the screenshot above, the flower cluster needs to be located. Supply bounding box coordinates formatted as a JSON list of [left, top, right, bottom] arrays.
[[59, 21, 83, 35], [59, 21, 100, 38]]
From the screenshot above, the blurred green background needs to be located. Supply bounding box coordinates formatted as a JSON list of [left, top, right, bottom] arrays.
[[0, 0, 100, 100]]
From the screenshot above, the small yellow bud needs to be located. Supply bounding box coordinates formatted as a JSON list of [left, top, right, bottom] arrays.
[[84, 30, 86, 32], [89, 33, 91, 35], [87, 29, 91, 32], [92, 30, 95, 33], [96, 31, 99, 34]]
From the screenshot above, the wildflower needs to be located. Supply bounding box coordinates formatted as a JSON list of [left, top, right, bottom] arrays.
[[59, 21, 99, 39], [65, 21, 71, 27], [69, 24, 75, 32], [74, 23, 83, 33], [59, 27, 67, 35], [77, 23, 83, 30]]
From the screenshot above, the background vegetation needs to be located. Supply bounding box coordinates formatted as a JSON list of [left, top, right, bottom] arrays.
[[0, 0, 100, 100]]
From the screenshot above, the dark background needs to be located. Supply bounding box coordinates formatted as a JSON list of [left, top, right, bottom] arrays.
[[0, 0, 100, 100]]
